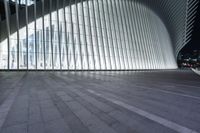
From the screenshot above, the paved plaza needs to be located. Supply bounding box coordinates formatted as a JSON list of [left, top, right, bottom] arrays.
[[0, 70, 200, 133]]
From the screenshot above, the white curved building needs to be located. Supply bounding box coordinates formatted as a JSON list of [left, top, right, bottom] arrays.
[[0, 0, 199, 70]]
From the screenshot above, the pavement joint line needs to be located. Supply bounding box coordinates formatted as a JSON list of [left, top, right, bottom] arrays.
[[83, 73, 200, 100], [0, 87, 20, 130], [87, 89, 199, 133], [96, 72, 200, 89], [98, 82, 200, 101], [153, 89, 200, 101], [130, 84, 200, 101], [0, 74, 25, 131]]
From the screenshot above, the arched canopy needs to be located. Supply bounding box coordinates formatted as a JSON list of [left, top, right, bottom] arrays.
[[0, 0, 198, 70]]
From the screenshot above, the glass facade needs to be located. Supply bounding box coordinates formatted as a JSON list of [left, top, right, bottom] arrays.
[[9, 0, 34, 5], [0, 0, 180, 70]]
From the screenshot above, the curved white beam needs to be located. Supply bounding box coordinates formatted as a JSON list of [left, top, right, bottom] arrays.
[[0, 0, 198, 70]]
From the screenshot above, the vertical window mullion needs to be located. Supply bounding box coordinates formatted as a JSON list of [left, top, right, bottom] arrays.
[[86, 0, 96, 70], [126, 0, 137, 69], [91, 0, 101, 70], [81, 0, 90, 70], [50, 0, 54, 69], [105, 0, 117, 70], [69, 0, 76, 70], [110, 0, 122, 70], [3, 0, 10, 70], [117, 0, 129, 69], [34, 0, 37, 69], [15, 0, 20, 69], [63, 0, 69, 70], [96, 0, 107, 70], [121, 0, 133, 69], [25, 0, 28, 69], [56, 0, 62, 70], [99, 0, 112, 70], [75, 0, 83, 70], [113, 0, 125, 69], [42, 0, 46, 69], [130, 1, 140, 69], [136, 4, 148, 69]]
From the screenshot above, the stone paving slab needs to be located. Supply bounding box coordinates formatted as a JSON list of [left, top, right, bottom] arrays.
[[0, 70, 199, 133]]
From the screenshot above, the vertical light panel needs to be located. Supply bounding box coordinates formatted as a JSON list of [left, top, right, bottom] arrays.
[[25, 0, 28, 69], [3, 0, 9, 69], [27, 0, 36, 69], [9, 0, 18, 69], [16, 0, 20, 69], [44, 0, 52, 69]]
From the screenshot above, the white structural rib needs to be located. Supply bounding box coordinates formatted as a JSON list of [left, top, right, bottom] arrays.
[[0, 0, 199, 70]]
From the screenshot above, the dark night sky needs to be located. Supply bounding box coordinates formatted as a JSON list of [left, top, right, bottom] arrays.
[[181, 1, 200, 53]]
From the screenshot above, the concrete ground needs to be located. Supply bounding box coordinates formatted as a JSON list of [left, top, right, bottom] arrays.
[[0, 70, 200, 133]]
